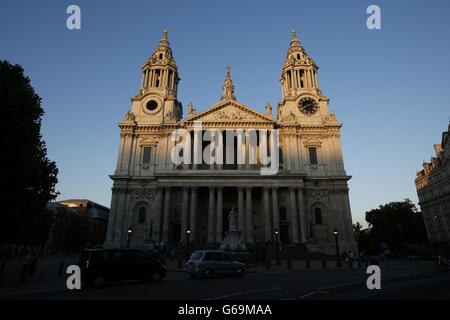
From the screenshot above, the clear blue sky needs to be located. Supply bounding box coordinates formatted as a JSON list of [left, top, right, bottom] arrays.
[[1, 0, 449, 227]]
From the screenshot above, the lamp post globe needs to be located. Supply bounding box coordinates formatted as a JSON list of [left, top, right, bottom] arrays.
[[274, 229, 281, 266], [127, 227, 133, 249]]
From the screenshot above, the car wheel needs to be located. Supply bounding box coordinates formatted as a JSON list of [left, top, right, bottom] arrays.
[[152, 272, 163, 282], [203, 269, 212, 279], [236, 267, 244, 277], [93, 276, 105, 288]]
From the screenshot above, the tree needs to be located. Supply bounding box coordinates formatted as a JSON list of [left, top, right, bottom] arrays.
[[0, 61, 58, 246], [364, 199, 427, 252]]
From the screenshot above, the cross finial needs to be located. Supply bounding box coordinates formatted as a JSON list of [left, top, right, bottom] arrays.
[[163, 29, 168, 39], [291, 29, 297, 39]]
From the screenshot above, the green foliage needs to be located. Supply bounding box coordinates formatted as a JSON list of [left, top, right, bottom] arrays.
[[0, 61, 59, 245], [361, 199, 427, 253]]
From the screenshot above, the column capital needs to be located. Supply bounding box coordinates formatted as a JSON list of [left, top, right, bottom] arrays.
[[271, 185, 279, 191], [289, 185, 297, 191]]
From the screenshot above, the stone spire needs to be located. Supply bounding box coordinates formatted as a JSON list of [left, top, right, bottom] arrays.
[[221, 65, 236, 100], [280, 29, 320, 99], [290, 29, 301, 47]]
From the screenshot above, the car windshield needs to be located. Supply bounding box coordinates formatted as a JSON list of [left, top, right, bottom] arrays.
[[190, 252, 203, 261]]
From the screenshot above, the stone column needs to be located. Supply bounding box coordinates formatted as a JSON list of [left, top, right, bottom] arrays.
[[153, 188, 163, 242], [189, 187, 198, 242], [289, 187, 300, 243], [236, 130, 245, 170], [296, 187, 307, 243], [162, 187, 171, 242], [180, 187, 189, 242], [246, 187, 254, 243], [104, 188, 120, 247], [238, 187, 245, 240], [263, 187, 271, 241], [216, 187, 223, 242], [207, 187, 215, 243], [113, 190, 125, 246], [272, 187, 279, 235]]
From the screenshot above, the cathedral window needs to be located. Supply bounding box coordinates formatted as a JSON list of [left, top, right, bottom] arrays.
[[314, 207, 323, 224], [138, 207, 146, 224], [309, 147, 318, 164], [143, 147, 152, 164], [279, 207, 287, 221]]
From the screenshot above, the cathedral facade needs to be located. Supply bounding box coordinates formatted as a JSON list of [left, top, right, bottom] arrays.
[[104, 30, 356, 254]]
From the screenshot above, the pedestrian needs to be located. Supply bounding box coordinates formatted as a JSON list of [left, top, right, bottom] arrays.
[[349, 250, 354, 268], [20, 251, 32, 284]]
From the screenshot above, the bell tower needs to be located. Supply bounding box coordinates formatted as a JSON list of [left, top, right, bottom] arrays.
[[277, 30, 329, 123], [130, 29, 182, 124]]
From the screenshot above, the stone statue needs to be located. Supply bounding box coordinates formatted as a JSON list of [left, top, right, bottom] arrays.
[[228, 208, 238, 231], [188, 102, 196, 116], [265, 103, 272, 116], [125, 110, 135, 121]]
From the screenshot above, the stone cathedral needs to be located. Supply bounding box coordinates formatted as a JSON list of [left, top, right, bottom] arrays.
[[104, 30, 357, 254]]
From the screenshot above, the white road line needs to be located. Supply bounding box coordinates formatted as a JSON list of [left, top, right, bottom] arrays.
[[297, 291, 318, 299], [317, 282, 353, 290], [207, 287, 283, 300]]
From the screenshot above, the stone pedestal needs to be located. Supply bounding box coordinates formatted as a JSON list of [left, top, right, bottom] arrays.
[[220, 230, 247, 251]]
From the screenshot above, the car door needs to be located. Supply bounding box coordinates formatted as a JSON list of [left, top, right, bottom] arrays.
[[202, 252, 218, 272], [212, 252, 225, 274], [222, 253, 234, 274]]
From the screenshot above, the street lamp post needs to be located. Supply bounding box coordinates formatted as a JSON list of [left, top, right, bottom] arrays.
[[333, 228, 340, 267], [274, 229, 280, 266], [127, 227, 133, 249], [186, 229, 191, 259]]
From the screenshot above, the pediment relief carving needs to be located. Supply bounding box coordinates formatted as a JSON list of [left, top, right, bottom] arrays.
[[185, 102, 274, 123], [307, 189, 329, 201]]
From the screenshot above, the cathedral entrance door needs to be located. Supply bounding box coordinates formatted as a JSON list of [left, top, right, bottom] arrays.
[[280, 225, 289, 243]]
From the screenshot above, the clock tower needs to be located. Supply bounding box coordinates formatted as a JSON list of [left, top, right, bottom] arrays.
[[130, 29, 182, 125], [277, 30, 330, 123]]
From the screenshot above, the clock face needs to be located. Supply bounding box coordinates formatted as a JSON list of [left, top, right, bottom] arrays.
[[298, 97, 318, 115]]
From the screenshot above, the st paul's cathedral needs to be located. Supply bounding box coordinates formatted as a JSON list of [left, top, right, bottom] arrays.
[[104, 30, 357, 254]]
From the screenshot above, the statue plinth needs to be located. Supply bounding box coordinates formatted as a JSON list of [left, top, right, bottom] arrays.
[[220, 208, 247, 251], [221, 230, 247, 251]]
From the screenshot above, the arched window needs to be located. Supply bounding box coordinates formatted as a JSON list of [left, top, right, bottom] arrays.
[[314, 207, 323, 225], [279, 207, 287, 221], [138, 207, 146, 224]]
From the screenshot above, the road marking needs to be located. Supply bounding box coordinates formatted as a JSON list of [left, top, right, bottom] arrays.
[[207, 287, 283, 300], [297, 291, 318, 299], [317, 282, 353, 290]]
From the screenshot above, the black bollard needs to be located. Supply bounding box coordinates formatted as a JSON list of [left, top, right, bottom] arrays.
[[305, 259, 310, 270], [266, 260, 271, 270], [337, 259, 342, 269], [322, 259, 327, 269]]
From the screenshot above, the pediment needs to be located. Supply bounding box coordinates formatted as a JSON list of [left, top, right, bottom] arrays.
[[185, 99, 275, 123], [139, 135, 161, 145], [302, 136, 322, 147]]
